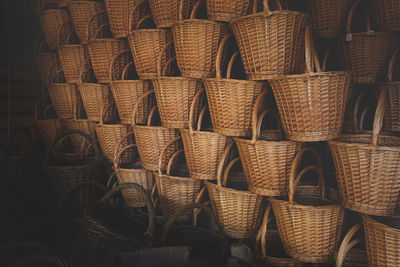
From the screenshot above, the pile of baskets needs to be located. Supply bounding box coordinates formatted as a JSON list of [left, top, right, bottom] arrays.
[[33, 0, 400, 265]]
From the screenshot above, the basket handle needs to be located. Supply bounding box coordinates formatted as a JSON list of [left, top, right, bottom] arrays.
[[387, 46, 400, 82], [221, 157, 241, 187], [353, 91, 366, 133], [158, 136, 182, 175], [226, 51, 239, 79], [262, 0, 282, 12], [371, 87, 386, 146], [166, 149, 185, 175], [122, 62, 136, 80], [345, 0, 374, 41], [189, 87, 206, 134], [48, 60, 63, 85], [157, 41, 175, 78], [128, 0, 150, 33], [215, 142, 235, 187], [305, 25, 322, 73], [86, 11, 108, 40], [56, 20, 73, 47], [215, 33, 232, 79], [321, 48, 331, 72], [34, 94, 49, 120], [113, 131, 136, 168], [79, 59, 94, 84], [108, 50, 133, 82], [255, 204, 272, 257], [251, 90, 267, 144], [288, 165, 325, 204], [131, 89, 156, 126], [179, 0, 203, 21], [336, 224, 364, 267]]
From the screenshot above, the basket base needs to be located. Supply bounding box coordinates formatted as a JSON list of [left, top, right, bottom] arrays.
[[285, 130, 340, 142], [181, 70, 214, 79], [162, 120, 189, 129], [138, 72, 158, 80], [156, 20, 176, 29], [248, 185, 287, 197], [288, 250, 333, 264], [208, 13, 239, 22], [214, 126, 251, 137], [341, 199, 396, 217], [96, 78, 111, 84], [189, 171, 217, 180], [246, 72, 287, 81]]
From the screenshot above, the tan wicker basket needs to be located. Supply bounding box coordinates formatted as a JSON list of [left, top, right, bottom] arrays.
[[336, 224, 368, 267], [39, 8, 70, 50], [204, 34, 265, 136], [105, 0, 151, 38], [62, 118, 98, 155], [149, 0, 195, 28], [206, 0, 251, 22], [235, 90, 303, 196], [370, 0, 400, 32], [172, 0, 228, 78], [113, 132, 154, 208], [152, 42, 202, 129], [230, 0, 309, 80], [35, 95, 62, 149], [67, 1, 105, 44], [270, 26, 351, 142], [109, 50, 155, 125], [180, 87, 229, 180], [155, 136, 203, 222], [132, 90, 181, 171], [205, 143, 264, 239], [341, 0, 400, 84], [270, 157, 345, 263], [328, 88, 400, 216]]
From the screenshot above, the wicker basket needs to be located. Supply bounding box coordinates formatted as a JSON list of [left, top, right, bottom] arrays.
[[113, 132, 154, 208], [62, 118, 98, 154], [152, 42, 202, 129], [270, 158, 345, 263], [155, 136, 203, 222], [149, 0, 196, 28], [230, 0, 308, 80], [35, 95, 62, 149], [369, 0, 400, 32], [128, 1, 174, 80], [105, 0, 151, 38], [172, 0, 228, 78], [180, 87, 229, 180], [206, 0, 251, 22], [328, 88, 400, 216], [109, 50, 155, 125], [336, 224, 368, 267], [132, 90, 181, 171], [341, 0, 400, 84], [34, 38, 57, 87], [270, 26, 351, 142], [39, 8, 70, 50], [235, 90, 303, 196], [363, 215, 400, 266], [87, 11, 130, 83], [204, 35, 265, 136], [306, 0, 353, 38]]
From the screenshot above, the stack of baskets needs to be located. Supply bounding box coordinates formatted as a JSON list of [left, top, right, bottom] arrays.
[[33, 0, 400, 265]]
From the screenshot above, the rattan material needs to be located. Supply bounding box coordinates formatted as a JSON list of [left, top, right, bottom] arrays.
[[306, 0, 353, 38], [230, 0, 308, 80], [149, 0, 195, 28], [105, 0, 150, 38], [206, 0, 251, 22], [370, 0, 400, 31], [328, 89, 400, 216], [110, 50, 155, 125], [341, 0, 400, 84], [270, 26, 351, 142], [172, 0, 228, 78], [336, 224, 368, 267], [363, 215, 400, 266], [270, 155, 345, 263], [205, 144, 263, 239], [235, 90, 303, 196], [34, 39, 57, 87], [35, 95, 62, 149], [68, 1, 105, 44], [152, 42, 202, 129], [180, 87, 228, 180], [204, 35, 265, 136], [62, 119, 98, 154], [113, 132, 154, 208], [155, 137, 203, 222], [39, 9, 69, 50], [132, 90, 181, 171]]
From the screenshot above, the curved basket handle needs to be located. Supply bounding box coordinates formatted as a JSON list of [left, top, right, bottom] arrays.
[[157, 41, 174, 77], [189, 87, 206, 134], [321, 48, 331, 72], [79, 59, 94, 84], [305, 25, 322, 73], [255, 204, 272, 257], [158, 136, 182, 174], [108, 50, 133, 82], [288, 165, 325, 204], [196, 105, 207, 131], [113, 131, 136, 168], [215, 142, 235, 187], [336, 224, 364, 267], [131, 89, 155, 126], [221, 157, 241, 187], [136, 14, 153, 29], [48, 60, 63, 85], [128, 0, 149, 33], [97, 182, 156, 243], [106, 171, 117, 190], [122, 62, 136, 80], [345, 0, 374, 41], [35, 94, 49, 120], [358, 106, 371, 131], [371, 87, 386, 146], [251, 90, 268, 144], [387, 46, 400, 82], [86, 11, 108, 41], [147, 105, 158, 126], [56, 20, 74, 48], [226, 51, 239, 79], [166, 149, 185, 175], [262, 0, 282, 12], [353, 91, 366, 133], [189, 0, 204, 19], [216, 33, 232, 79]]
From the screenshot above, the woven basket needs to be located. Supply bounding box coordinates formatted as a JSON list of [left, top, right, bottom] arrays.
[[270, 26, 351, 142], [87, 11, 130, 83], [39, 8, 69, 50], [328, 88, 400, 216], [105, 0, 150, 38], [110, 50, 155, 125], [62, 118, 98, 154], [113, 132, 154, 208], [152, 42, 202, 129], [235, 90, 303, 196], [35, 95, 62, 149], [341, 0, 400, 84], [34, 38, 57, 87], [306, 0, 353, 38], [205, 144, 264, 239], [363, 215, 400, 266], [206, 0, 251, 22], [172, 0, 228, 78], [155, 137, 203, 222], [230, 0, 308, 80], [270, 159, 345, 263], [336, 224, 368, 267], [370, 0, 400, 32], [180, 87, 228, 180], [128, 1, 174, 80], [132, 90, 181, 171], [149, 0, 195, 28], [204, 35, 265, 136]]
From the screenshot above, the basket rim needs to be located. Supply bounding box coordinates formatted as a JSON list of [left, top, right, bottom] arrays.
[[173, 18, 226, 27], [59, 44, 87, 49], [87, 38, 123, 44], [205, 180, 261, 197], [269, 196, 343, 210], [133, 124, 171, 131], [341, 31, 399, 38], [39, 9, 66, 16], [111, 80, 150, 84], [203, 77, 265, 85], [328, 134, 400, 152], [80, 82, 109, 87], [128, 28, 170, 35], [67, 0, 103, 6], [50, 82, 76, 86], [158, 173, 199, 183], [234, 137, 297, 146], [180, 128, 225, 138], [95, 122, 129, 128], [114, 166, 149, 174], [363, 214, 400, 235], [153, 76, 200, 82], [230, 10, 308, 25], [269, 71, 352, 82]]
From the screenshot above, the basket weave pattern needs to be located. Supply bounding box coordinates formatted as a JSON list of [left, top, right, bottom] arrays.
[[206, 0, 251, 22], [39, 9, 69, 50]]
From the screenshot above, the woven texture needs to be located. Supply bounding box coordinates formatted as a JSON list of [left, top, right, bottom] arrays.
[[149, 0, 196, 28], [68, 1, 105, 44], [79, 83, 116, 122], [230, 10, 308, 80], [39, 9, 69, 50], [363, 215, 400, 266], [62, 119, 98, 154], [58, 45, 90, 83], [206, 0, 251, 22], [48, 83, 83, 119], [370, 0, 400, 31], [35, 52, 57, 87], [383, 83, 400, 132]]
